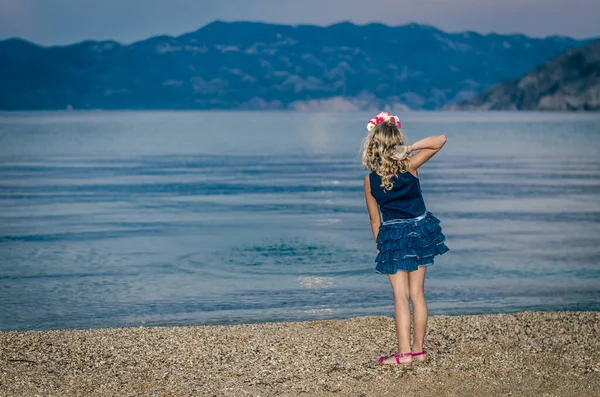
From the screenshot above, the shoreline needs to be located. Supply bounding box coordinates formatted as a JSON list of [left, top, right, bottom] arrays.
[[3, 306, 600, 334], [1, 310, 599, 396]]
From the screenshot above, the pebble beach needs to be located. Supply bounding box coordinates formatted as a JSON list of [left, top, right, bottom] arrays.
[[1, 311, 599, 396]]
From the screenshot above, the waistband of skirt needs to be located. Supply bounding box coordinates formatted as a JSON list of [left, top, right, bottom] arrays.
[[381, 211, 429, 226]]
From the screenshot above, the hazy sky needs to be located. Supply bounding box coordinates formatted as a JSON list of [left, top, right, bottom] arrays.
[[1, 0, 599, 46]]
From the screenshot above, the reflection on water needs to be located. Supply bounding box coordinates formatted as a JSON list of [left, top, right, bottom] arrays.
[[0, 111, 599, 331]]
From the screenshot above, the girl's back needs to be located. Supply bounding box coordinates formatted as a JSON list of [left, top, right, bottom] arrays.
[[368, 171, 426, 221]]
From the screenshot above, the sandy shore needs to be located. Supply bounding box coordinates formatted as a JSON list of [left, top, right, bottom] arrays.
[[1, 311, 599, 396]]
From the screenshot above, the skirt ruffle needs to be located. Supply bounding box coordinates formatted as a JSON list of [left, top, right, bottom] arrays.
[[375, 212, 449, 274]]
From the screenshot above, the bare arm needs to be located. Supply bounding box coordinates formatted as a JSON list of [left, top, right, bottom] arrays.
[[406, 134, 447, 172], [364, 175, 381, 245]]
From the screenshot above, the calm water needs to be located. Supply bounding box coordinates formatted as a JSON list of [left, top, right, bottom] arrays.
[[1, 111, 599, 331]]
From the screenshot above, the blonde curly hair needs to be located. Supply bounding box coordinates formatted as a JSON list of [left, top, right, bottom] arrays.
[[361, 121, 410, 191]]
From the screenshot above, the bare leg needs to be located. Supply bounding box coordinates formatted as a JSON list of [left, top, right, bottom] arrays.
[[381, 271, 412, 364], [408, 266, 428, 361]]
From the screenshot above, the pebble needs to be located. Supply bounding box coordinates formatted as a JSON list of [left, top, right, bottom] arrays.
[[0, 311, 598, 396]]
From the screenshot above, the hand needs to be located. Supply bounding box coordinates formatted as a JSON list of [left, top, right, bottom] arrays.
[[391, 145, 411, 161]]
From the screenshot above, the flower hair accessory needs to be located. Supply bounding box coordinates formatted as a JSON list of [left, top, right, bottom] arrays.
[[366, 111, 402, 132]]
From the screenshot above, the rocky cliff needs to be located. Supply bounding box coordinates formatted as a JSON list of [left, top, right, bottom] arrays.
[[448, 40, 600, 111]]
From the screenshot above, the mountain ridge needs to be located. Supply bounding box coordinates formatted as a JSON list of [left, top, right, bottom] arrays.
[[2, 20, 584, 48], [0, 21, 595, 110]]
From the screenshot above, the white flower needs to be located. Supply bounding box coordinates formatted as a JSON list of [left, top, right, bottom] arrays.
[[367, 123, 375, 131]]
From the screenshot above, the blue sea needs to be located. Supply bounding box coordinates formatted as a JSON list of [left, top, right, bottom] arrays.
[[1, 111, 599, 331]]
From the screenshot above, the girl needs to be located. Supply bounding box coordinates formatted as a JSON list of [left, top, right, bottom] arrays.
[[362, 112, 449, 366]]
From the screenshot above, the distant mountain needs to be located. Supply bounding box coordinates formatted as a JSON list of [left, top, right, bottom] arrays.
[[0, 21, 594, 110], [448, 40, 600, 111]]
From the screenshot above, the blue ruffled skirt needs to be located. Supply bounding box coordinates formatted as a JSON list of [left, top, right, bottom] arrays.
[[375, 211, 449, 274]]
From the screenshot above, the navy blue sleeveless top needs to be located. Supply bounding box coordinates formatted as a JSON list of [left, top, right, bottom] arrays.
[[369, 171, 427, 221]]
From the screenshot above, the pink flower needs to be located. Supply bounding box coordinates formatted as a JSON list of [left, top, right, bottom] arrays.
[[366, 111, 402, 131]]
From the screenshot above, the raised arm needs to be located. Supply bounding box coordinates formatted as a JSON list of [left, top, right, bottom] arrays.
[[364, 175, 381, 245], [406, 134, 447, 172]]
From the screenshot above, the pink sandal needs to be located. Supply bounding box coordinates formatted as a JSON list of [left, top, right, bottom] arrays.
[[412, 351, 426, 362], [378, 351, 412, 365]]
